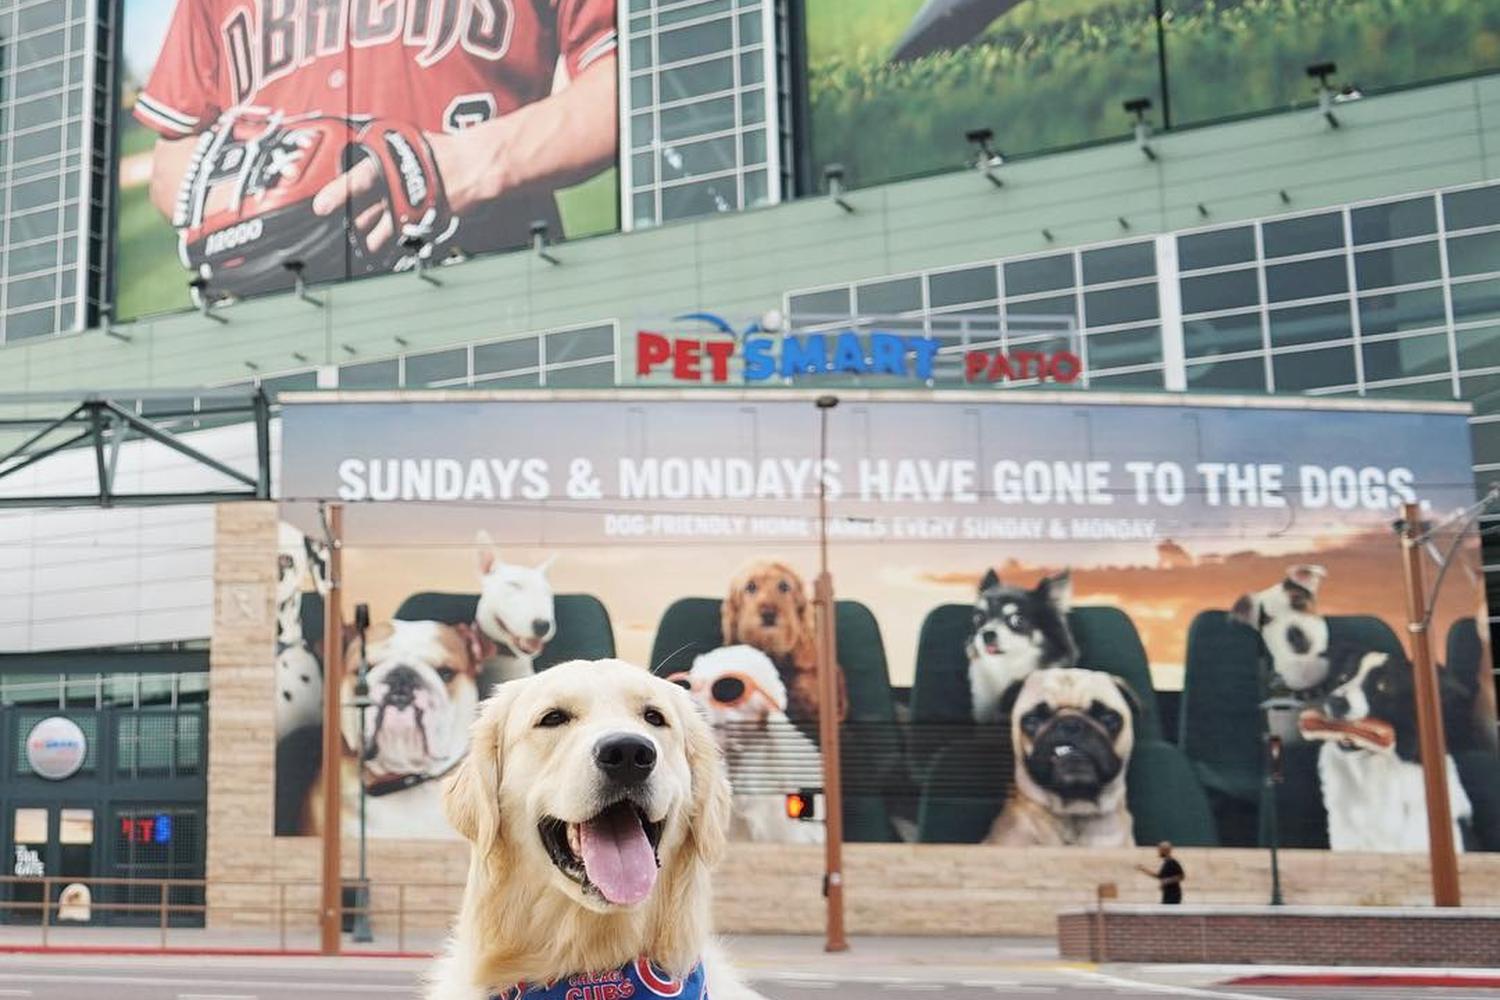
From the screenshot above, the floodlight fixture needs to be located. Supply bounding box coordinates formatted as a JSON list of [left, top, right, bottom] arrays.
[[1307, 61, 1343, 128], [823, 164, 854, 213], [965, 127, 1004, 187], [400, 234, 441, 285], [282, 259, 323, 308], [1123, 98, 1157, 161], [530, 220, 560, 265], [187, 276, 228, 324]]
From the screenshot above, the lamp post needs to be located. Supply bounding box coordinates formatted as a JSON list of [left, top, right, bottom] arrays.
[[348, 603, 373, 943], [1259, 653, 1293, 907], [813, 394, 848, 953]]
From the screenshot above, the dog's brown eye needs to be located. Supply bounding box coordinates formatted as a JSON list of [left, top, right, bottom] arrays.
[[777, 580, 790, 593], [436, 667, 457, 683], [538, 709, 571, 728], [745, 581, 758, 594], [643, 707, 667, 728]]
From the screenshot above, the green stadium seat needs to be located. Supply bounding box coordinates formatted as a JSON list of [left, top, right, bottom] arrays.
[[648, 596, 901, 842]]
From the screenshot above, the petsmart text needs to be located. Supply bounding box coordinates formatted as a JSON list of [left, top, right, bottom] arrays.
[[335, 457, 1416, 511], [635, 330, 1080, 383]]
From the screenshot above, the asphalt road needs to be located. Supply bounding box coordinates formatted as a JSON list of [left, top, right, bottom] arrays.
[[2, 958, 1500, 1000]]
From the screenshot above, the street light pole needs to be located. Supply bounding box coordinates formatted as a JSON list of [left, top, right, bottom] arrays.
[[350, 603, 373, 944], [318, 502, 345, 955], [813, 394, 848, 953]]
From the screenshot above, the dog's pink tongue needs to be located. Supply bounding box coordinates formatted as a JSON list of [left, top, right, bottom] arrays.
[[579, 804, 656, 907]]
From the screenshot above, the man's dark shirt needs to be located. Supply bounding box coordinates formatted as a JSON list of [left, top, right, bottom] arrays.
[[1158, 857, 1184, 904]]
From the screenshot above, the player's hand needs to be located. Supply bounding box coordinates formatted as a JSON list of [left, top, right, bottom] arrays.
[[311, 128, 496, 254]]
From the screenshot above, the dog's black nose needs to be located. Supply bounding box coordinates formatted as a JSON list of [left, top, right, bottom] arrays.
[[1286, 625, 1311, 654], [982, 629, 998, 643], [1327, 694, 1350, 718], [595, 734, 657, 784], [759, 608, 777, 626], [384, 665, 421, 707], [531, 618, 551, 637]]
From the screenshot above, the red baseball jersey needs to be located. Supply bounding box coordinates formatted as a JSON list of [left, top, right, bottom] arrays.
[[134, 0, 616, 138]]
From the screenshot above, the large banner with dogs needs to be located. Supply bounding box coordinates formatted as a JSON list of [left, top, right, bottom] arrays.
[[274, 393, 1498, 854]]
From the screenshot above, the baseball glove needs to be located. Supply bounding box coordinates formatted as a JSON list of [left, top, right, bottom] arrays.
[[175, 108, 453, 301]]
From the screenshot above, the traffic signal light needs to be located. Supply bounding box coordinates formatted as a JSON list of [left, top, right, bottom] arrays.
[[785, 788, 822, 821]]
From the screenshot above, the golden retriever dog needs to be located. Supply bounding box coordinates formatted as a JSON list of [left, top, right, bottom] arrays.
[[426, 659, 764, 1000], [721, 561, 847, 723]]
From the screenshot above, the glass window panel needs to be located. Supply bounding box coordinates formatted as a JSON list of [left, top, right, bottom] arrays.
[[738, 49, 764, 85], [1273, 345, 1357, 392], [14, 809, 47, 844], [6, 240, 59, 277], [1351, 196, 1437, 245], [1183, 310, 1263, 359], [17, 28, 65, 62], [658, 57, 734, 102], [7, 273, 56, 308], [1354, 243, 1441, 291], [661, 176, 734, 219], [258, 371, 318, 397], [629, 74, 653, 108], [743, 168, 768, 206], [660, 97, 735, 142], [660, 134, 736, 181], [15, 61, 64, 101], [1081, 242, 1155, 285], [741, 129, 766, 166], [1004, 254, 1074, 296], [1083, 283, 1158, 328], [14, 127, 63, 163], [1087, 367, 1163, 389], [1362, 379, 1454, 401], [472, 371, 540, 388], [1262, 213, 1344, 258], [658, 0, 732, 26], [474, 337, 539, 375], [6, 307, 57, 340], [632, 191, 656, 226], [629, 33, 652, 70], [739, 88, 765, 125], [928, 266, 997, 309], [1358, 286, 1447, 337], [8, 209, 59, 244], [1456, 325, 1500, 372], [1361, 333, 1451, 383], [338, 359, 398, 389], [1264, 255, 1347, 302], [60, 809, 93, 845], [856, 277, 921, 315], [1180, 268, 1260, 315], [404, 348, 468, 386], [1463, 373, 1500, 412], [1086, 326, 1161, 370], [14, 95, 65, 133], [632, 151, 655, 185], [545, 362, 616, 388], [737, 9, 762, 44], [1451, 277, 1500, 324], [1178, 227, 1255, 271], [1444, 185, 1500, 232], [1472, 421, 1500, 467], [1448, 231, 1500, 279], [1007, 294, 1077, 326], [19, 2, 61, 32], [1269, 300, 1352, 349], [630, 112, 654, 148], [657, 18, 733, 64], [789, 288, 851, 323], [547, 326, 615, 364], [1186, 356, 1267, 392]]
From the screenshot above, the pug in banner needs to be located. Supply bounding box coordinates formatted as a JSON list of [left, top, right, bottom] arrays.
[[985, 668, 1138, 847]]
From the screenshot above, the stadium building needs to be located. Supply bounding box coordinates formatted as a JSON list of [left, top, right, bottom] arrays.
[[3, 0, 1500, 936]]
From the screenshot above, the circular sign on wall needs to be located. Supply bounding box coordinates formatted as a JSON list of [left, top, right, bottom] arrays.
[[25, 717, 87, 781]]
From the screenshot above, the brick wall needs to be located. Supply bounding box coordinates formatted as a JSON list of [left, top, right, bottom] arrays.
[[206, 505, 1500, 937], [1058, 907, 1500, 965]]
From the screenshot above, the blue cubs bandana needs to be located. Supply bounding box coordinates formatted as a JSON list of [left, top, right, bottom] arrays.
[[490, 958, 708, 1000]]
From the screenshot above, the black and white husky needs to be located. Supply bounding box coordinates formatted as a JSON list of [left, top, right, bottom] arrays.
[[966, 569, 1077, 722], [1300, 647, 1474, 853]]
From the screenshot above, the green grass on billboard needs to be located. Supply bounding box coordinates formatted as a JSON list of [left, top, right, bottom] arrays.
[[807, 0, 1500, 191], [113, 115, 621, 322]]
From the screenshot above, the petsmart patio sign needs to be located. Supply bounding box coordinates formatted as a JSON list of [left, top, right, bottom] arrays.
[[634, 313, 1082, 384]]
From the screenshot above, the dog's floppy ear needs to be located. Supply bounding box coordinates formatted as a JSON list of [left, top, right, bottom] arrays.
[[476, 530, 497, 576], [1110, 676, 1145, 721], [678, 685, 732, 866], [720, 572, 744, 645], [1038, 570, 1073, 613], [1229, 593, 1258, 627], [1286, 564, 1327, 596], [979, 568, 1000, 592], [443, 685, 516, 854]]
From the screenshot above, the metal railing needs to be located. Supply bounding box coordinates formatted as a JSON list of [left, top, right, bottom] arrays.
[[0, 875, 463, 953]]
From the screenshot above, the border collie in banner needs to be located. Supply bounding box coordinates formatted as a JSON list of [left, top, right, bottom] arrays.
[[474, 531, 558, 685], [1229, 564, 1331, 695], [1300, 648, 1475, 852], [966, 569, 1077, 722]]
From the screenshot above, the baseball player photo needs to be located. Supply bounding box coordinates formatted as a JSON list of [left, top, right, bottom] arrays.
[[116, 0, 619, 317]]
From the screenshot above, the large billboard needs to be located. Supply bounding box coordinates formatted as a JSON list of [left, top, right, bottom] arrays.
[[805, 0, 1500, 190], [274, 392, 1496, 855], [116, 0, 620, 320]]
